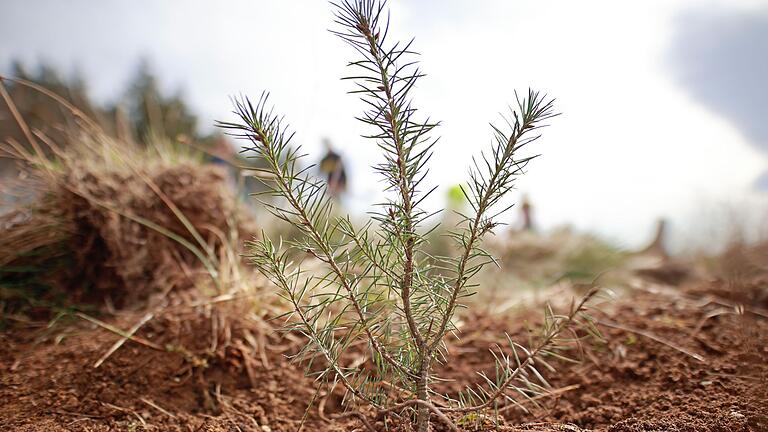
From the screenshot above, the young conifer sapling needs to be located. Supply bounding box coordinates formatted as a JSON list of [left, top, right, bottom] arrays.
[[219, 1, 601, 430]]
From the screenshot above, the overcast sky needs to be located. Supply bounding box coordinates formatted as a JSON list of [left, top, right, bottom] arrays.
[[2, 0, 767, 250]]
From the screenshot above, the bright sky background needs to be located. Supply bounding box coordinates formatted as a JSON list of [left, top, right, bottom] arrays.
[[2, 0, 767, 251]]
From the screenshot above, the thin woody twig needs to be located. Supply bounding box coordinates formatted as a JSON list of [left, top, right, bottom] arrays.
[[332, 411, 377, 432], [375, 399, 459, 432], [497, 384, 581, 414]]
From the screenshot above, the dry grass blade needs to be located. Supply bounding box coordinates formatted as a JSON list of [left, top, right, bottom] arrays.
[[93, 312, 155, 368], [0, 77, 46, 163], [75, 312, 164, 352], [139, 397, 177, 418], [100, 402, 147, 426], [127, 163, 219, 271], [597, 318, 706, 362]]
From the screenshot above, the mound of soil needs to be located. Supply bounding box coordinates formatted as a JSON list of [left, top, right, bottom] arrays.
[[2, 277, 766, 431], [63, 163, 237, 305], [1, 161, 248, 313]]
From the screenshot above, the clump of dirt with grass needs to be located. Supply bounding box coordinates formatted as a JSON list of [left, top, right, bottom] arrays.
[[61, 162, 235, 305], [0, 109, 256, 312]]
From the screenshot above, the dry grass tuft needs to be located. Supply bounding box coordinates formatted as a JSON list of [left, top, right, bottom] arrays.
[[0, 78, 263, 316]]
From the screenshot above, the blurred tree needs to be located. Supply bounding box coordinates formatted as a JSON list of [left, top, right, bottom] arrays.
[[0, 61, 224, 169], [0, 61, 99, 152], [0, 62, 102, 186], [120, 60, 205, 144], [0, 60, 217, 148]]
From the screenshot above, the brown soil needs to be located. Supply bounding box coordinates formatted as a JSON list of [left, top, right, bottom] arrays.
[[440, 281, 768, 432], [2, 275, 766, 432], [1, 297, 346, 432]]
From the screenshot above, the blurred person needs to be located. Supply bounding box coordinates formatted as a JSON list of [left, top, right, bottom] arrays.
[[520, 194, 535, 231], [318, 138, 347, 198]]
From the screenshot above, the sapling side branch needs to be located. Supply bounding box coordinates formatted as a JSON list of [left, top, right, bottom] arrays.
[[443, 288, 599, 413], [220, 96, 412, 383], [430, 92, 556, 355]]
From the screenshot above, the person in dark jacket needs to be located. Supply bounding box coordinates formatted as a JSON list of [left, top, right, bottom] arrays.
[[319, 138, 347, 198]]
